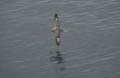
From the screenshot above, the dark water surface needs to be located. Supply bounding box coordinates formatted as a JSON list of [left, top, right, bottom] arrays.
[[0, 0, 120, 78]]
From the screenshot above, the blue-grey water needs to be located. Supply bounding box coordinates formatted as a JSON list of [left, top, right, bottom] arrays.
[[0, 0, 120, 78]]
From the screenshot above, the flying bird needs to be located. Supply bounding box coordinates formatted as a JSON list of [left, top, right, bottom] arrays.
[[51, 13, 63, 48]]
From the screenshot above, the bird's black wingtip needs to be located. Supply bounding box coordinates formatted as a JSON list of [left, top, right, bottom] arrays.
[[54, 13, 58, 18]]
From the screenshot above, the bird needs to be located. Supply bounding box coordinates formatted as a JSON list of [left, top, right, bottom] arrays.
[[51, 13, 63, 48]]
